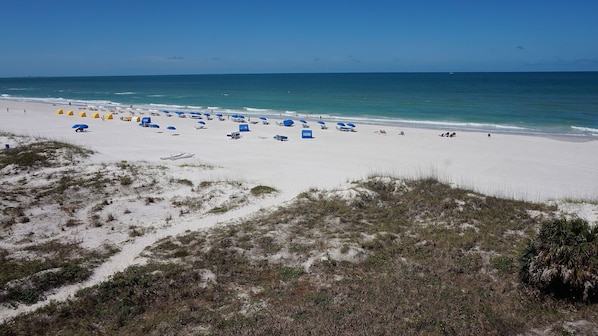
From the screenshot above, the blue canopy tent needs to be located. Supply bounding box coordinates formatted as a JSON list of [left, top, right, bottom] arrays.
[[239, 123, 250, 132]]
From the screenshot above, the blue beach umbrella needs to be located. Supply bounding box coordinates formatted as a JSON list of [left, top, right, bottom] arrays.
[[166, 126, 176, 130], [317, 120, 325, 125], [71, 124, 88, 129], [197, 121, 206, 125], [150, 124, 160, 128]]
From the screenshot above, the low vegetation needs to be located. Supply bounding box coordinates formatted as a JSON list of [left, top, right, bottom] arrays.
[[520, 217, 597, 302], [1, 176, 596, 335]]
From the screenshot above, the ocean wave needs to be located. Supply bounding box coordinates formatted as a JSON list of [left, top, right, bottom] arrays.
[[243, 107, 274, 113], [114, 92, 135, 95], [571, 126, 598, 134]]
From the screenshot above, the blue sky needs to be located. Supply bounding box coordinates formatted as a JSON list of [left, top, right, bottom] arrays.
[[3, 0, 598, 77]]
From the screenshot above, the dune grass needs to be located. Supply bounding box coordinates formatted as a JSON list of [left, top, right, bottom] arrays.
[[2, 177, 596, 335]]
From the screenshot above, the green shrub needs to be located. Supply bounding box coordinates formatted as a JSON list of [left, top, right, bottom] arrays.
[[519, 218, 598, 302]]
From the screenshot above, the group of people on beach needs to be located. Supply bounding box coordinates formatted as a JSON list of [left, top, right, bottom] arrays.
[[440, 131, 457, 137]]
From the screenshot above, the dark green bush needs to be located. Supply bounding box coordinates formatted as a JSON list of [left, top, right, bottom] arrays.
[[520, 218, 598, 301]]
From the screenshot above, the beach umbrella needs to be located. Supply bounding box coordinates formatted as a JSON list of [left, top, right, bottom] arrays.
[[150, 124, 160, 128], [166, 126, 176, 130], [259, 117, 267, 121], [337, 122, 346, 126], [197, 121, 206, 125], [317, 120, 325, 125], [299, 119, 307, 123], [71, 124, 89, 129], [216, 113, 223, 117], [347, 123, 356, 128]]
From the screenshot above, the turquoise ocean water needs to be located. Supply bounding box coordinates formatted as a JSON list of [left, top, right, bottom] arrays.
[[1, 72, 597, 137]]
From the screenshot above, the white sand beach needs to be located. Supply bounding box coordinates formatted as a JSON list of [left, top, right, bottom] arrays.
[[1, 99, 597, 321]]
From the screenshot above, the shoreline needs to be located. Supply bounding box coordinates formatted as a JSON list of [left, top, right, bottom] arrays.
[[2, 96, 597, 140]]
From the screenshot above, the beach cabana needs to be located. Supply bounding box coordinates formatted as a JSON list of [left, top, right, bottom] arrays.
[[140, 116, 151, 126], [56, 109, 64, 115], [78, 111, 87, 117], [317, 120, 328, 129], [239, 123, 250, 132], [301, 129, 314, 139], [91, 112, 100, 119], [67, 110, 74, 116]]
